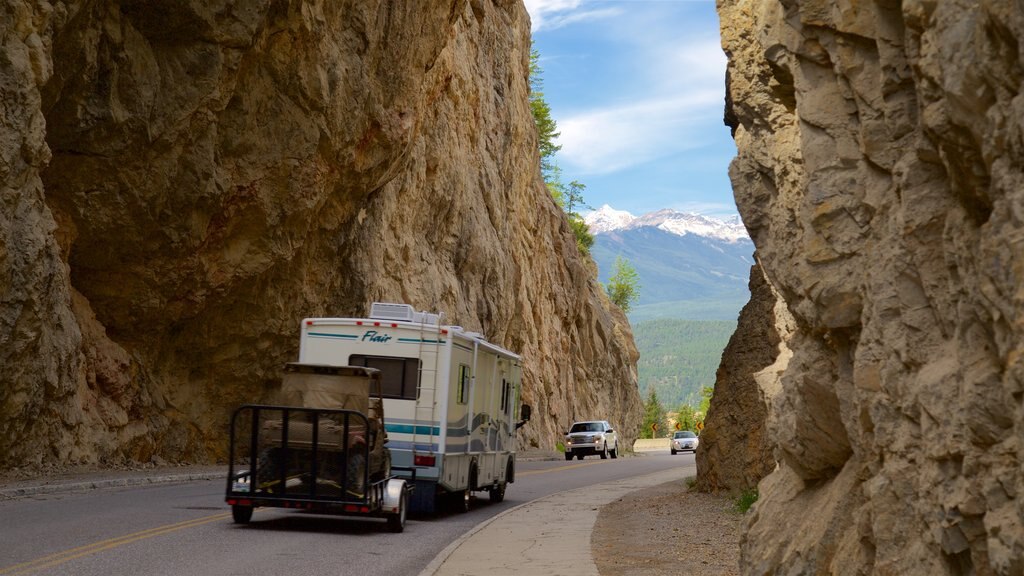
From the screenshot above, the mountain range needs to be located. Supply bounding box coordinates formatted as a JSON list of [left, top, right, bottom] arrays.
[[584, 205, 755, 322]]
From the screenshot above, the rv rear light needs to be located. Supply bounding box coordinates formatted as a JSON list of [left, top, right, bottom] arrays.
[[414, 454, 436, 467], [356, 321, 363, 326], [374, 321, 381, 326], [306, 320, 313, 325], [391, 323, 398, 328]]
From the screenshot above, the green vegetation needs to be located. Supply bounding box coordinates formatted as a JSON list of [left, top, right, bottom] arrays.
[[606, 256, 640, 312], [634, 319, 736, 409], [733, 488, 759, 514], [529, 46, 560, 177], [529, 45, 594, 256], [674, 403, 699, 431], [640, 389, 668, 439]]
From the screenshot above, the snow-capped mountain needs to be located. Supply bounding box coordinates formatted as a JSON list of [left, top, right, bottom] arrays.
[[582, 205, 754, 321], [584, 205, 749, 244]]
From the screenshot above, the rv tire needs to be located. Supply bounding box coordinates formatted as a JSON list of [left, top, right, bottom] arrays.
[[489, 482, 506, 503]]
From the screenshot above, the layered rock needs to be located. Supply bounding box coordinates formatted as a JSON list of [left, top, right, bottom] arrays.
[[718, 0, 1024, 573], [0, 0, 641, 470]]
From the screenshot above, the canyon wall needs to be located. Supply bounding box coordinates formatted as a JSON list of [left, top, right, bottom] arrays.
[[695, 262, 791, 493], [0, 0, 641, 470], [718, 0, 1023, 573]]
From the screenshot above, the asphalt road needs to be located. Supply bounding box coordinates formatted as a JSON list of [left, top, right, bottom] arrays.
[[0, 452, 692, 576]]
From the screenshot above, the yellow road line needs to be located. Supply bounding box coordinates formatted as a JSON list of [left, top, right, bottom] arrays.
[[516, 460, 603, 477], [0, 512, 231, 575]]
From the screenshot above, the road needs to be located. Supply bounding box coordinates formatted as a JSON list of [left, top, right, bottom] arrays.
[[0, 453, 692, 576]]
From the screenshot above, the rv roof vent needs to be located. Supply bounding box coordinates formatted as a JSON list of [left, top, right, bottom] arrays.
[[370, 302, 415, 322]]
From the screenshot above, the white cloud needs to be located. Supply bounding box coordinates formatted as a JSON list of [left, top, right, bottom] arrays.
[[524, 0, 621, 31], [556, 89, 723, 174]]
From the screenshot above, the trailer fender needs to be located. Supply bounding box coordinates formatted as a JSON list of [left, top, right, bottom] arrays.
[[383, 479, 410, 514]]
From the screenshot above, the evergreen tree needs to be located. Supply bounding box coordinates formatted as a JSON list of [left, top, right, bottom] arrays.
[[641, 389, 668, 439], [529, 45, 561, 179], [606, 256, 641, 312], [674, 404, 698, 432]]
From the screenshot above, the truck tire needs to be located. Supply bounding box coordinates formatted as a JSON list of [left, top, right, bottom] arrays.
[[232, 505, 253, 524], [600, 443, 608, 459], [387, 490, 407, 533], [610, 443, 618, 459], [564, 452, 573, 461]]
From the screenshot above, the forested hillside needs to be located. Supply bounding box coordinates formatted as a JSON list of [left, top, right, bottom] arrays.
[[635, 319, 736, 409]]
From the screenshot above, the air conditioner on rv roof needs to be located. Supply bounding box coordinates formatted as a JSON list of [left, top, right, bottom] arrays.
[[370, 302, 415, 322], [370, 302, 441, 325]]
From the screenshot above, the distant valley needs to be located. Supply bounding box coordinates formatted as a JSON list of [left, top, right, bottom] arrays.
[[584, 206, 754, 409]]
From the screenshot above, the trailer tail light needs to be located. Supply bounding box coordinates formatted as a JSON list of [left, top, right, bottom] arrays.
[[414, 454, 436, 467], [227, 498, 252, 506]]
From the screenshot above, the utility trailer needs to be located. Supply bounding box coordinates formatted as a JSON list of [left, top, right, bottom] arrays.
[[225, 363, 413, 532], [299, 302, 531, 513]]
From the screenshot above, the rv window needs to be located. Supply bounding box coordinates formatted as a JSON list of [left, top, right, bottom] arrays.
[[457, 364, 470, 405], [349, 355, 419, 400]]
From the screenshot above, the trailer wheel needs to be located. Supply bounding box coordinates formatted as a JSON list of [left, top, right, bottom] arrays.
[[387, 490, 407, 533], [231, 505, 253, 524]]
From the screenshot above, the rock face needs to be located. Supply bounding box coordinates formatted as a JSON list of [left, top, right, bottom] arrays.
[[0, 0, 641, 470], [695, 262, 792, 493], [718, 0, 1024, 573]]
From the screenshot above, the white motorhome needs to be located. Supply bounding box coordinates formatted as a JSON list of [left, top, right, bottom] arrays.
[[298, 302, 529, 513]]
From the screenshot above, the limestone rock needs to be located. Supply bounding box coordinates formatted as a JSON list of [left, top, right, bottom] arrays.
[[719, 0, 1024, 573], [695, 261, 791, 493], [0, 1, 641, 470]]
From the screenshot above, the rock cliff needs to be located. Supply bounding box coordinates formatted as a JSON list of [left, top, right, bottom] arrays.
[[0, 0, 641, 470], [695, 262, 791, 493], [717, 0, 1024, 573]]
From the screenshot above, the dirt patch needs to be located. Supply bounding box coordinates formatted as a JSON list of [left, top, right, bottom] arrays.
[[592, 478, 742, 576]]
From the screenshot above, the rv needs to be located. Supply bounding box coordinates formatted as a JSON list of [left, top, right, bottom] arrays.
[[298, 302, 530, 513]]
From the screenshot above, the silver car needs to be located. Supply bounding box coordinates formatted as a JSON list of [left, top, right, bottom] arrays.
[[564, 420, 619, 460], [671, 430, 699, 454]]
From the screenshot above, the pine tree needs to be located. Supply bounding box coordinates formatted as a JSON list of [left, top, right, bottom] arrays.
[[641, 389, 668, 439], [606, 257, 641, 312]]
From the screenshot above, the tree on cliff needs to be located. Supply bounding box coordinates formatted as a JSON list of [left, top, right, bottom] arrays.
[[640, 389, 668, 439], [606, 256, 640, 312], [530, 45, 561, 179], [530, 45, 594, 256]]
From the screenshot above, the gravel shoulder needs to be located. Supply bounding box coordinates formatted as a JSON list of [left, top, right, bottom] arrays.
[[592, 477, 742, 576]]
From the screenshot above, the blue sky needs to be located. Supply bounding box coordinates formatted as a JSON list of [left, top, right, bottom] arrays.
[[524, 0, 738, 218]]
